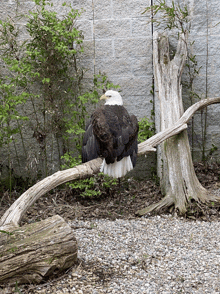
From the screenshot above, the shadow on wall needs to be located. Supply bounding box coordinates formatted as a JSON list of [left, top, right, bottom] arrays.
[[126, 153, 156, 181]]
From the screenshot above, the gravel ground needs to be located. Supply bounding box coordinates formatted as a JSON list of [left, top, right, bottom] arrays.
[[10, 214, 219, 294], [69, 216, 220, 294]]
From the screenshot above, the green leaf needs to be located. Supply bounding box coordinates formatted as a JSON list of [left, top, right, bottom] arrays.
[[0, 230, 14, 236]]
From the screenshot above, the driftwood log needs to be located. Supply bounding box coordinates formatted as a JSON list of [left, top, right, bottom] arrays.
[[0, 160, 102, 286], [0, 215, 77, 284], [0, 98, 220, 285]]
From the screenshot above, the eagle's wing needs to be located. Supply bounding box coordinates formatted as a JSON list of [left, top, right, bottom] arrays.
[[82, 119, 99, 163], [82, 107, 114, 163], [91, 107, 115, 164], [82, 106, 139, 167], [100, 106, 139, 166], [116, 112, 139, 167], [125, 114, 139, 167]]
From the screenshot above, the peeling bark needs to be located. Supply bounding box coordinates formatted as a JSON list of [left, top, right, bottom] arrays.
[[0, 215, 77, 285]]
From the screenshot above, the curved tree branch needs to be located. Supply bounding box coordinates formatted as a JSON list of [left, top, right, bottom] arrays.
[[1, 97, 220, 229], [0, 158, 102, 230], [138, 96, 220, 155]]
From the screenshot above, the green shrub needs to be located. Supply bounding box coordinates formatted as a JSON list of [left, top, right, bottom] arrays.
[[69, 173, 118, 198], [138, 117, 154, 143], [0, 0, 119, 181]]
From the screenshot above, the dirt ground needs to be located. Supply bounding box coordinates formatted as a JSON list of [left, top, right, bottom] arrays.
[[1, 162, 220, 225]]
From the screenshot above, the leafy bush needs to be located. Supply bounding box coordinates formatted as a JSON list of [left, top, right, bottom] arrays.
[[68, 173, 118, 198], [143, 0, 189, 34], [138, 117, 154, 143], [0, 80, 28, 147], [0, 0, 119, 181], [61, 152, 118, 198]]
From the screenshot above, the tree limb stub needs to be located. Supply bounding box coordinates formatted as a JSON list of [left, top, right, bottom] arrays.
[[0, 97, 220, 229]]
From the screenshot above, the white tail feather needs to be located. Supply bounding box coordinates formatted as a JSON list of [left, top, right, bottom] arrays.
[[100, 156, 133, 178]]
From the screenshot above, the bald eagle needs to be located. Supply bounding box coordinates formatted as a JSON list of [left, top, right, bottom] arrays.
[[82, 90, 139, 178]]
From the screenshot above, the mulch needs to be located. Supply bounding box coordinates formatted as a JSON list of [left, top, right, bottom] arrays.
[[1, 162, 220, 224]]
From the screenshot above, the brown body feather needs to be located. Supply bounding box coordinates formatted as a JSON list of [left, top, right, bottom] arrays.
[[82, 105, 139, 168]]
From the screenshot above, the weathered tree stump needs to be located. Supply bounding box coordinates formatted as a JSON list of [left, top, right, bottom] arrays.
[[136, 32, 220, 216], [0, 215, 77, 285]]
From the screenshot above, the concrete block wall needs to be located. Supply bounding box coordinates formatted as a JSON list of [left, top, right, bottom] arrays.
[[185, 0, 220, 160], [73, 0, 220, 161], [72, 0, 153, 119], [1, 0, 220, 180]]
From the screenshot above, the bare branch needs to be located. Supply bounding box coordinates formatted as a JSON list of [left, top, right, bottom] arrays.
[[0, 96, 220, 229], [0, 158, 102, 230], [139, 97, 220, 155]]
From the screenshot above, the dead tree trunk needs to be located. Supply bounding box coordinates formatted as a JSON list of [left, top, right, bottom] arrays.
[[137, 32, 218, 216]]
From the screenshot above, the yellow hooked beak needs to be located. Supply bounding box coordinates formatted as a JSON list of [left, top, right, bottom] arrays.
[[100, 94, 108, 100]]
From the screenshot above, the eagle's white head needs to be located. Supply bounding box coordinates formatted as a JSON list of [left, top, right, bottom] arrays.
[[100, 90, 123, 106]]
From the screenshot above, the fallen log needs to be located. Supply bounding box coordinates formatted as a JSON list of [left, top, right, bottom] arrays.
[[0, 215, 77, 285]]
